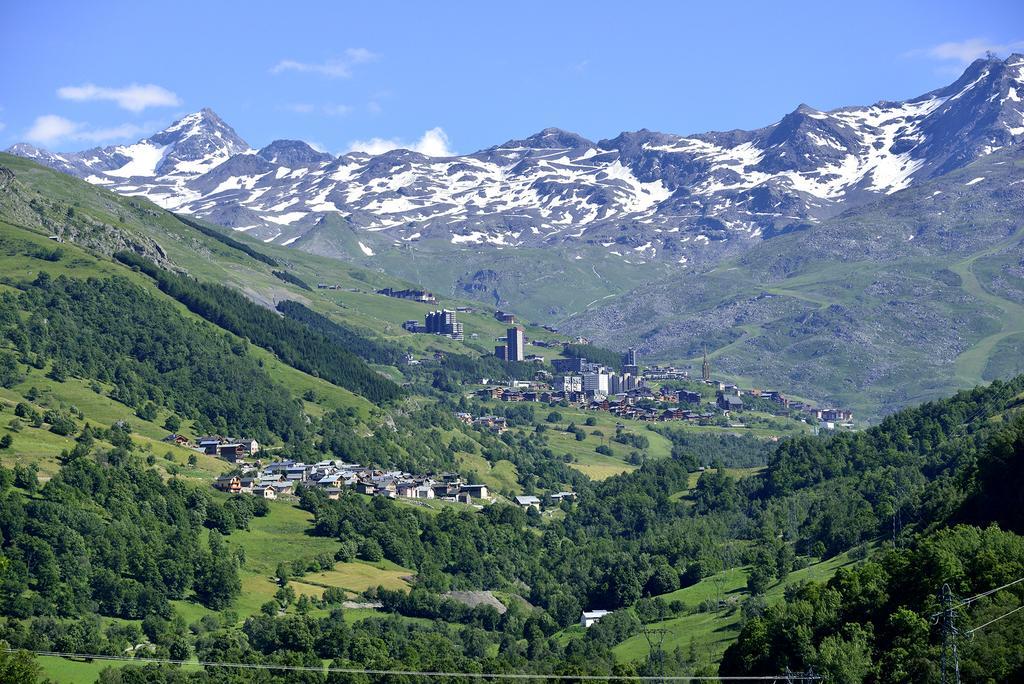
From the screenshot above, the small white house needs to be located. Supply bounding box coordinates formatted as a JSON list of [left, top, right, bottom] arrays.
[[252, 485, 277, 500], [514, 495, 541, 510], [581, 610, 611, 628]]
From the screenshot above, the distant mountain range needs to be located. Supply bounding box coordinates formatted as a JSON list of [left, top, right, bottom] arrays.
[[7, 54, 1024, 419], [10, 55, 1024, 264]]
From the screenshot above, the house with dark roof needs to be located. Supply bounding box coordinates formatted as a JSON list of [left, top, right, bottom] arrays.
[[717, 394, 744, 411]]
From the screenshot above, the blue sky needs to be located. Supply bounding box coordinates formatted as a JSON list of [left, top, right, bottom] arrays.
[[1, 0, 1022, 155]]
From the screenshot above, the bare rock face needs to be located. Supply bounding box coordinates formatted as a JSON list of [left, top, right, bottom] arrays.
[[0, 164, 170, 265], [442, 590, 508, 614]]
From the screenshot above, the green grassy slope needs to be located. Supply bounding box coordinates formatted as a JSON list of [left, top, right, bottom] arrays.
[[495, 402, 806, 481], [610, 551, 861, 665]]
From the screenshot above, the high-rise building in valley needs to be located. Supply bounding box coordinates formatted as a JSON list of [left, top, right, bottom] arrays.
[[583, 371, 609, 395], [553, 357, 587, 373], [507, 326, 525, 362], [424, 309, 464, 340], [554, 375, 583, 393]]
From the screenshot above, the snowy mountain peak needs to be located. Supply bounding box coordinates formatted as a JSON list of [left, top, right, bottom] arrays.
[[5, 57, 1023, 259], [257, 140, 332, 168], [146, 109, 250, 176], [6, 143, 48, 159], [500, 128, 595, 151], [153, 108, 241, 140]]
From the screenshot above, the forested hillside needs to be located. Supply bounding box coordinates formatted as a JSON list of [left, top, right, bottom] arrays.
[[3, 346, 1023, 682], [2, 273, 305, 441], [722, 412, 1024, 683], [114, 251, 404, 405], [0, 155, 1023, 682]]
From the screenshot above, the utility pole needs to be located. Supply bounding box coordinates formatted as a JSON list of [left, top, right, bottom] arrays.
[[641, 627, 669, 682], [890, 485, 905, 548], [940, 583, 962, 684]]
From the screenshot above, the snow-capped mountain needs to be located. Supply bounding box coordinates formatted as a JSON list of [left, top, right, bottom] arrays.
[[9, 55, 1024, 263]]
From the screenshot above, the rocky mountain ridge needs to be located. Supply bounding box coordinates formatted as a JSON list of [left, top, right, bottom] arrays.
[[9, 55, 1023, 270]]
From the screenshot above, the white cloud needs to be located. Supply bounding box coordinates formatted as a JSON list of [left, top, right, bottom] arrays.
[[912, 38, 1024, 64], [25, 115, 80, 145], [57, 83, 181, 112], [24, 114, 144, 147], [347, 127, 454, 157], [0, 121, 5, 133], [271, 48, 378, 78], [413, 128, 454, 156], [323, 104, 353, 116], [344, 47, 377, 64], [283, 103, 353, 116]]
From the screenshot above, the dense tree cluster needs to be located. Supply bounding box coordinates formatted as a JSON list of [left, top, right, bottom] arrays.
[[656, 428, 771, 469], [0, 273, 305, 441], [0, 444, 249, 622], [271, 271, 312, 291], [404, 353, 538, 397], [723, 407, 1024, 683], [561, 343, 622, 371], [722, 525, 1024, 682], [277, 300, 404, 365], [115, 252, 404, 404]]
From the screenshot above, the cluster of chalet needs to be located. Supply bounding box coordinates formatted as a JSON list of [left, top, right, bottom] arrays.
[[471, 383, 720, 424], [163, 434, 261, 461], [471, 374, 852, 428], [214, 459, 491, 505], [454, 412, 509, 434], [711, 382, 854, 427], [641, 365, 691, 381]]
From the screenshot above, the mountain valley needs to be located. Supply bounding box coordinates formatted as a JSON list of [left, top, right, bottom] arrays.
[[9, 55, 1024, 418]]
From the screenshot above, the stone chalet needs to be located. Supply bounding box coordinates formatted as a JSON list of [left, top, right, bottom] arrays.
[[213, 474, 241, 493], [195, 436, 260, 459], [717, 394, 744, 411]]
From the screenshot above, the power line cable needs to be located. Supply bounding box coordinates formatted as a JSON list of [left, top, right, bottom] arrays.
[[931, 576, 1024, 617], [964, 604, 1024, 636], [956, 576, 1024, 608], [3, 648, 822, 681]]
